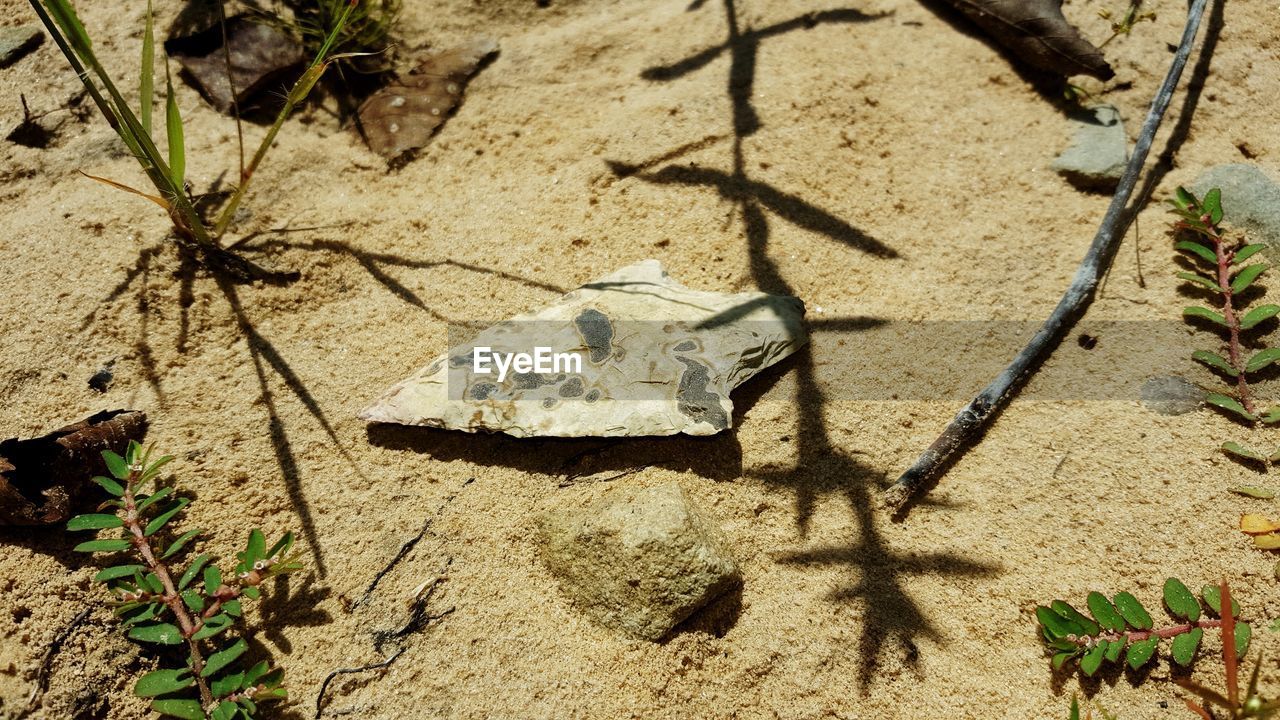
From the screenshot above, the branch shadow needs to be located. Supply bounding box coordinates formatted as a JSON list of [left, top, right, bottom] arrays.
[[608, 0, 1003, 687]]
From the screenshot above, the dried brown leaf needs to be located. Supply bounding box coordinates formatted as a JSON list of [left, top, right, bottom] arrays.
[[0, 410, 147, 526], [937, 0, 1114, 80], [356, 37, 498, 162], [166, 16, 306, 114]]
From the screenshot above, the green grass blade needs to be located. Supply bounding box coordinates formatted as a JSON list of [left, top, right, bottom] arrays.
[[165, 61, 185, 189], [140, 0, 154, 137]]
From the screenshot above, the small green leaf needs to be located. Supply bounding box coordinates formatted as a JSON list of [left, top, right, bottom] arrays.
[[91, 475, 125, 496], [243, 661, 270, 687], [1229, 485, 1278, 499], [1203, 188, 1223, 225], [1236, 622, 1252, 656], [1178, 271, 1221, 291], [1183, 306, 1228, 326], [1126, 637, 1159, 669], [1192, 350, 1238, 376], [1224, 441, 1268, 463], [140, 0, 154, 138], [162, 529, 201, 559], [1262, 407, 1280, 424], [1052, 600, 1101, 637], [1200, 585, 1241, 617], [135, 668, 193, 697], [1080, 643, 1106, 676], [242, 586, 260, 600], [164, 60, 184, 188], [142, 572, 164, 594], [102, 450, 130, 480], [93, 564, 144, 583], [1103, 638, 1123, 662], [151, 698, 205, 720], [145, 498, 191, 536], [1037, 606, 1083, 639], [67, 513, 123, 531], [223, 599, 242, 618], [120, 602, 160, 627], [1176, 240, 1217, 264], [1176, 186, 1197, 209], [1246, 348, 1280, 373], [211, 673, 243, 699], [246, 529, 266, 564], [210, 701, 238, 720], [1087, 592, 1125, 633], [74, 538, 132, 553], [181, 589, 205, 613], [192, 613, 232, 641], [1236, 244, 1267, 263], [1170, 627, 1203, 665], [1233, 264, 1268, 294], [178, 555, 210, 591], [266, 531, 294, 560], [1069, 695, 1080, 720], [1163, 578, 1201, 621], [136, 486, 173, 513], [204, 565, 223, 596], [1241, 305, 1280, 330], [1206, 393, 1256, 421], [202, 638, 248, 678], [128, 622, 183, 645], [1112, 592, 1153, 631]]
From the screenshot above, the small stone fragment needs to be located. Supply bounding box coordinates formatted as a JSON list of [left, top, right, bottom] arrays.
[[88, 360, 115, 393], [360, 260, 807, 437], [0, 26, 42, 69], [1140, 376, 1204, 416], [1192, 164, 1280, 262], [537, 482, 740, 641], [1051, 105, 1127, 192]]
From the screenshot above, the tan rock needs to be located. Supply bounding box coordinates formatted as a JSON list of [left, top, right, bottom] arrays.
[[537, 482, 740, 641]]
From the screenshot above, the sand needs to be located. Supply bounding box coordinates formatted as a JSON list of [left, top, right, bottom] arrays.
[[2, 0, 1279, 718]]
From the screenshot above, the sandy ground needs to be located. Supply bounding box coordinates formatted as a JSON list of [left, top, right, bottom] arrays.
[[2, 0, 1280, 718]]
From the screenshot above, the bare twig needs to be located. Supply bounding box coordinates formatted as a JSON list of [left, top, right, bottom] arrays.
[[314, 648, 405, 720], [352, 478, 472, 609], [23, 608, 92, 714], [884, 0, 1213, 515]]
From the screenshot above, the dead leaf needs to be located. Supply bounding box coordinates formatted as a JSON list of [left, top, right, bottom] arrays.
[[1240, 513, 1280, 535], [0, 410, 147, 527], [937, 0, 1114, 80], [166, 16, 306, 114], [356, 37, 498, 162], [1230, 485, 1278, 500], [1255, 534, 1280, 550]]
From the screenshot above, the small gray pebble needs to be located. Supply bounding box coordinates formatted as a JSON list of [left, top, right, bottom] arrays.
[[0, 26, 43, 68], [1141, 376, 1204, 416]]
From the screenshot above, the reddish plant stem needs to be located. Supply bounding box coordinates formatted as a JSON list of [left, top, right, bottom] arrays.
[[1203, 215, 1255, 414], [122, 472, 215, 708], [1074, 619, 1224, 647]]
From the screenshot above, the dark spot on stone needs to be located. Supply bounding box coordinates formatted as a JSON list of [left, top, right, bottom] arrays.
[[1077, 333, 1098, 350], [574, 308, 613, 363], [673, 340, 697, 352], [585, 389, 601, 403], [449, 350, 475, 369], [559, 377, 585, 398], [470, 382, 497, 400], [542, 397, 557, 409], [674, 357, 728, 430], [512, 372, 554, 390]]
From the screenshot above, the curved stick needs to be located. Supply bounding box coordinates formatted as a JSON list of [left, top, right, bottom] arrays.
[[884, 0, 1213, 515]]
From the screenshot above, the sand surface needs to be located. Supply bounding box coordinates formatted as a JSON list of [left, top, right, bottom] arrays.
[[2, 0, 1280, 718]]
